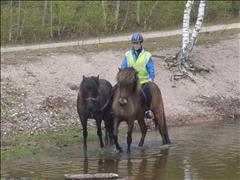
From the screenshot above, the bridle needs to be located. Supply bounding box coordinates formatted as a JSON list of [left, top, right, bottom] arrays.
[[85, 96, 99, 103]]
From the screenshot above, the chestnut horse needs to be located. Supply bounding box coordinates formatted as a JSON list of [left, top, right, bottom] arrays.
[[112, 67, 171, 152], [77, 75, 113, 149]]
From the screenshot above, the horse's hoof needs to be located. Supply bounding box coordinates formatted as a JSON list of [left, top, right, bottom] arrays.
[[114, 148, 123, 153], [118, 148, 123, 153]]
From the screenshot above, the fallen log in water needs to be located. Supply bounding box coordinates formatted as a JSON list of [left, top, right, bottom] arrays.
[[64, 173, 119, 180]]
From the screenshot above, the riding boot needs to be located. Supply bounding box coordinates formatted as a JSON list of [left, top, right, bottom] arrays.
[[141, 83, 154, 119]]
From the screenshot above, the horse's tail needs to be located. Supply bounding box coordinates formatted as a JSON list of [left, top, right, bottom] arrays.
[[162, 110, 171, 144], [153, 106, 171, 144]]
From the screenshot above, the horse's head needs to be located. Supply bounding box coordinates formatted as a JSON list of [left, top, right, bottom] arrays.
[[80, 75, 100, 113], [116, 67, 140, 106]]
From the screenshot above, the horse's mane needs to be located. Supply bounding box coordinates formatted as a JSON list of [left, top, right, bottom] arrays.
[[117, 67, 140, 93]]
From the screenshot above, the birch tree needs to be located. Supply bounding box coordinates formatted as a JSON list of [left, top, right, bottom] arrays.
[[175, 0, 206, 73]]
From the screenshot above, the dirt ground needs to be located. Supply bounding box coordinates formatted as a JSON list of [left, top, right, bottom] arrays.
[[1, 34, 239, 136]]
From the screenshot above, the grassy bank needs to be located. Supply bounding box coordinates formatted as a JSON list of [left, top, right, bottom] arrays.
[[1, 125, 128, 161], [1, 125, 107, 161]]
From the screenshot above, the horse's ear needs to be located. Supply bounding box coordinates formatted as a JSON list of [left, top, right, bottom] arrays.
[[82, 75, 86, 82]]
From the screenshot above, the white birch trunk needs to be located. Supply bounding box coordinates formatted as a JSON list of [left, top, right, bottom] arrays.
[[176, 0, 206, 74], [114, 0, 120, 31], [182, 0, 194, 53], [190, 0, 206, 51]]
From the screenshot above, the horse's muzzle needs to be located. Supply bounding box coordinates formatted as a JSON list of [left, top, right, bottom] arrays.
[[118, 97, 128, 106]]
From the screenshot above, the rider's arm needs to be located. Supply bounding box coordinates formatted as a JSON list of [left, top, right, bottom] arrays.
[[146, 57, 155, 81], [120, 56, 128, 70]]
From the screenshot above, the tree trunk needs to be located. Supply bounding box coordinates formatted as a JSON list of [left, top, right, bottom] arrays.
[[114, 0, 120, 31], [190, 0, 206, 51], [231, 0, 239, 16], [182, 0, 194, 53], [42, 0, 48, 28], [120, 1, 130, 31], [57, 3, 61, 38], [174, 0, 206, 77], [144, 1, 159, 30], [20, 7, 25, 40], [136, 1, 140, 25], [102, 1, 107, 32], [50, 0, 53, 38], [8, 0, 13, 42], [16, 0, 21, 42]]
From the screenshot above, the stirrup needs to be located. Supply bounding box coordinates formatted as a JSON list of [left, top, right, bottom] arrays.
[[145, 110, 154, 119]]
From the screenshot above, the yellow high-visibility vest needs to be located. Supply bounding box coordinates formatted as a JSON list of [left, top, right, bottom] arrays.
[[126, 49, 152, 84]]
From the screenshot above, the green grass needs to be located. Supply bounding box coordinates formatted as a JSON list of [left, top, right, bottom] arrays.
[[1, 125, 96, 161], [1, 124, 127, 161]]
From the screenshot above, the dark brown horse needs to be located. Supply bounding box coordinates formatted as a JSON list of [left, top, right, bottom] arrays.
[[112, 67, 171, 152], [77, 75, 113, 149]]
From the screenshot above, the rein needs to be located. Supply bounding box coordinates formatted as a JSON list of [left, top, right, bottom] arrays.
[[85, 95, 111, 112]]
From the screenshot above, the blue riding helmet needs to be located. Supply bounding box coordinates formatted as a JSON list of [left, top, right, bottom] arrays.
[[131, 32, 144, 43]]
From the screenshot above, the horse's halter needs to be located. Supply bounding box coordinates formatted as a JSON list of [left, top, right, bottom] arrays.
[[85, 96, 100, 108], [85, 96, 99, 102]]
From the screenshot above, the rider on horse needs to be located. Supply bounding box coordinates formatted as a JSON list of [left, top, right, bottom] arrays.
[[120, 32, 154, 119]]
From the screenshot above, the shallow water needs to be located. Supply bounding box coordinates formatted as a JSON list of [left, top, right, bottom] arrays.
[[1, 120, 239, 180]]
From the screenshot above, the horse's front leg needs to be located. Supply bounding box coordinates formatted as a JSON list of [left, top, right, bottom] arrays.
[[113, 118, 122, 152], [80, 116, 88, 150], [127, 122, 134, 153], [96, 117, 104, 148]]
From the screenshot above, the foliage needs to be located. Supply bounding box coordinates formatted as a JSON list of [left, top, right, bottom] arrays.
[[1, 1, 239, 45]]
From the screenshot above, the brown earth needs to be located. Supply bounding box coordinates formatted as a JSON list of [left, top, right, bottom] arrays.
[[1, 34, 239, 136]]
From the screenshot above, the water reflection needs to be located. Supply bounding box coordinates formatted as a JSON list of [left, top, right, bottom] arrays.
[[1, 120, 239, 179], [81, 148, 170, 180]]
